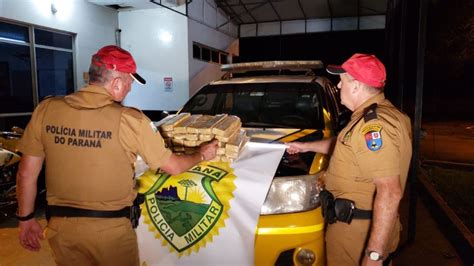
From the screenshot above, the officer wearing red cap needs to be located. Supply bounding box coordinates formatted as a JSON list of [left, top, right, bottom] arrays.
[[287, 53, 412, 265], [15, 45, 218, 265]]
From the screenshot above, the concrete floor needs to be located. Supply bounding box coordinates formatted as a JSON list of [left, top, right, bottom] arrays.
[[393, 193, 462, 266], [0, 217, 54, 265]]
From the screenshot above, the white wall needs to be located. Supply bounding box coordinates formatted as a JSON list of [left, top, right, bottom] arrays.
[[188, 19, 237, 87], [187, 0, 237, 37], [187, 0, 238, 96], [0, 0, 236, 111], [0, 0, 118, 89], [119, 7, 189, 111]]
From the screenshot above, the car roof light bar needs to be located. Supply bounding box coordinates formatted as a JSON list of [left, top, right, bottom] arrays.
[[221, 60, 324, 73]]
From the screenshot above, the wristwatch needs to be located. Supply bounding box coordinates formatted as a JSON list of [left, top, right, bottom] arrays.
[[15, 211, 35, 221], [366, 250, 384, 261]]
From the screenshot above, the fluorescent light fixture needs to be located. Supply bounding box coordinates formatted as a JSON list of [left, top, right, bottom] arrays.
[[0, 37, 27, 44]]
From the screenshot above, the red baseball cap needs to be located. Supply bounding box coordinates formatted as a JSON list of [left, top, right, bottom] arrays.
[[91, 45, 146, 85], [326, 53, 386, 88]]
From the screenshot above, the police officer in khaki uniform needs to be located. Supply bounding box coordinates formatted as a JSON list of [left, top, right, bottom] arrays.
[[16, 45, 218, 265], [287, 53, 412, 265]]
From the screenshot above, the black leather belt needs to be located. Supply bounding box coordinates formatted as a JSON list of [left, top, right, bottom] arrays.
[[47, 205, 131, 219], [352, 208, 372, 219]]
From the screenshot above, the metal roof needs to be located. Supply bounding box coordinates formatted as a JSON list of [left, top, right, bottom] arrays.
[[88, 0, 387, 25], [215, 0, 387, 25]]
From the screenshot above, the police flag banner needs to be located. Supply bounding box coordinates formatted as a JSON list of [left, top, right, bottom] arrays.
[[136, 142, 286, 265]]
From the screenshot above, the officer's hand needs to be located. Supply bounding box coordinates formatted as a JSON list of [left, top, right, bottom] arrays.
[[286, 142, 307, 154], [199, 139, 219, 161], [18, 219, 44, 252]]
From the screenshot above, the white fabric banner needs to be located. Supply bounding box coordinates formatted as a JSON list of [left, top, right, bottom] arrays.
[[136, 142, 285, 265]]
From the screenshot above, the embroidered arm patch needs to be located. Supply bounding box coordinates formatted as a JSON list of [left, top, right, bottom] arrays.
[[361, 124, 383, 151]]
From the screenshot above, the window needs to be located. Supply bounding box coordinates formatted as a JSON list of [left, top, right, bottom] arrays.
[[211, 50, 219, 63], [192, 41, 229, 65], [220, 53, 228, 64], [181, 83, 324, 129], [0, 20, 75, 130], [0, 22, 29, 42], [0, 42, 33, 113], [36, 48, 74, 100], [35, 28, 74, 100], [192, 44, 201, 59], [35, 28, 73, 49], [201, 47, 210, 61]]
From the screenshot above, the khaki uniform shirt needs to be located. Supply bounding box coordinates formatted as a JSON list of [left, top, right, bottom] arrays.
[[18, 85, 172, 210], [326, 93, 412, 210]]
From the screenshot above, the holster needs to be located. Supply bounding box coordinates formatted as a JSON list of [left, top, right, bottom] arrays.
[[319, 189, 337, 224], [334, 198, 356, 224], [319, 190, 372, 224], [130, 193, 145, 228]]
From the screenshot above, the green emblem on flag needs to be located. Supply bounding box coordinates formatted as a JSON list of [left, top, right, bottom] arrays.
[[138, 162, 236, 256]]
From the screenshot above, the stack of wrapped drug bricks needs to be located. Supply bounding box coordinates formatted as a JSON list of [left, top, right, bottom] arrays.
[[155, 113, 248, 162]]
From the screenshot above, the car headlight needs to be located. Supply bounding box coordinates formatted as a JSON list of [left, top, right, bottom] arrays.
[[260, 174, 322, 215]]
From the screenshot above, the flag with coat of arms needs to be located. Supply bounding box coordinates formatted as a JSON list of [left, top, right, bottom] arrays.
[[135, 142, 286, 265]]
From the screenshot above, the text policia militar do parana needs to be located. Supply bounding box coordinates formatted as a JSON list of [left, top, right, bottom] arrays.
[[45, 124, 112, 148]]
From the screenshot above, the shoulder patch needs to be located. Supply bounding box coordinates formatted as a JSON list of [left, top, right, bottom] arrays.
[[361, 124, 383, 151]]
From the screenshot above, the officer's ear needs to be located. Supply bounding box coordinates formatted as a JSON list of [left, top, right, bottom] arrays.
[[111, 77, 120, 91], [107, 76, 124, 101], [350, 79, 360, 95]]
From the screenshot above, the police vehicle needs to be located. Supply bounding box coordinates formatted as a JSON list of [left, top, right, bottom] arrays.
[[178, 60, 348, 265]]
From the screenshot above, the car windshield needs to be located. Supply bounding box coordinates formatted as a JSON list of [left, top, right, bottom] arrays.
[[181, 82, 325, 129]]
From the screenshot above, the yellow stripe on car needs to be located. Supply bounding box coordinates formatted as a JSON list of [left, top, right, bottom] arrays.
[[278, 129, 316, 143], [257, 223, 325, 235]]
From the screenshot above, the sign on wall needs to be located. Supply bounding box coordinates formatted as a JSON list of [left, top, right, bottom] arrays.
[[164, 77, 173, 92]]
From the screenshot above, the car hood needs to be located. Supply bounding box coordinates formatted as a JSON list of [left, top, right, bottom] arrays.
[[243, 128, 324, 177]]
